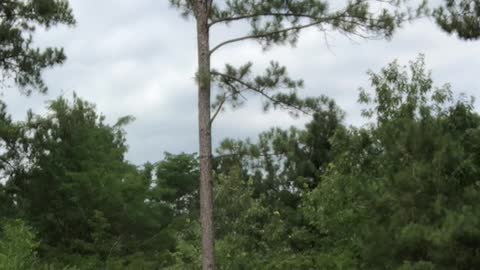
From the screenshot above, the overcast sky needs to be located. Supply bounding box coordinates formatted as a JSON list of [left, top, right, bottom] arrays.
[[3, 0, 479, 165]]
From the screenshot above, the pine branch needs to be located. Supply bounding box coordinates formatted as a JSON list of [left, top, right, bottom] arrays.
[[208, 0, 370, 27], [209, 20, 321, 55], [208, 6, 360, 55], [211, 70, 311, 115], [209, 13, 321, 27], [210, 80, 248, 124], [207, 0, 415, 55]]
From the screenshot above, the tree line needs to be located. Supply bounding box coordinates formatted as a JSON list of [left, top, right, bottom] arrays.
[[1, 0, 479, 269], [1, 55, 479, 269]]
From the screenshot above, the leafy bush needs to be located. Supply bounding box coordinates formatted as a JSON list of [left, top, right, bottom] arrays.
[[0, 219, 39, 270]]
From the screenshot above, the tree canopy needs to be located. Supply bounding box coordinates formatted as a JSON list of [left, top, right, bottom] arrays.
[[1, 55, 479, 269]]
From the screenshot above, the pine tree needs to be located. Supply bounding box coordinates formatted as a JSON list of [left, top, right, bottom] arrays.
[[0, 0, 75, 94], [434, 0, 480, 40], [168, 1, 423, 268]]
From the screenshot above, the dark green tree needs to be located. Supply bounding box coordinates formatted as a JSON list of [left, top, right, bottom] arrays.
[[154, 153, 199, 215], [305, 56, 480, 269], [0, 100, 24, 220], [217, 96, 342, 195], [4, 96, 175, 268], [0, 0, 75, 94], [211, 100, 343, 269]]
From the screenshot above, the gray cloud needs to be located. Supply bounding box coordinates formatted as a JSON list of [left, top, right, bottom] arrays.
[[2, 1, 479, 164]]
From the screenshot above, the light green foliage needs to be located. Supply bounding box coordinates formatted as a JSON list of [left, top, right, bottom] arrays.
[[166, 220, 202, 270], [0, 0, 75, 94], [0, 219, 77, 270], [0, 219, 38, 270]]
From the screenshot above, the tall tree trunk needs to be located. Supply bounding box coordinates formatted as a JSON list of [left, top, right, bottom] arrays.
[[195, 1, 215, 269]]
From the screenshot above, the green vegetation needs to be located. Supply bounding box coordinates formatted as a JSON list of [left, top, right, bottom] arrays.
[[1, 56, 480, 269], [1, 0, 480, 269]]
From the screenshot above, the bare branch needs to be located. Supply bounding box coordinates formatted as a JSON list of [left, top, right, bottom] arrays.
[[210, 93, 226, 125]]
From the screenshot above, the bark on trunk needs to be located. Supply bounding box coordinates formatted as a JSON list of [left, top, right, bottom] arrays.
[[195, 1, 215, 270]]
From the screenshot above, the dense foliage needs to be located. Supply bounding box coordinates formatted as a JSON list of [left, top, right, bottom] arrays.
[[0, 96, 180, 269], [1, 56, 479, 269], [305, 56, 480, 269], [1, 1, 479, 269]]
